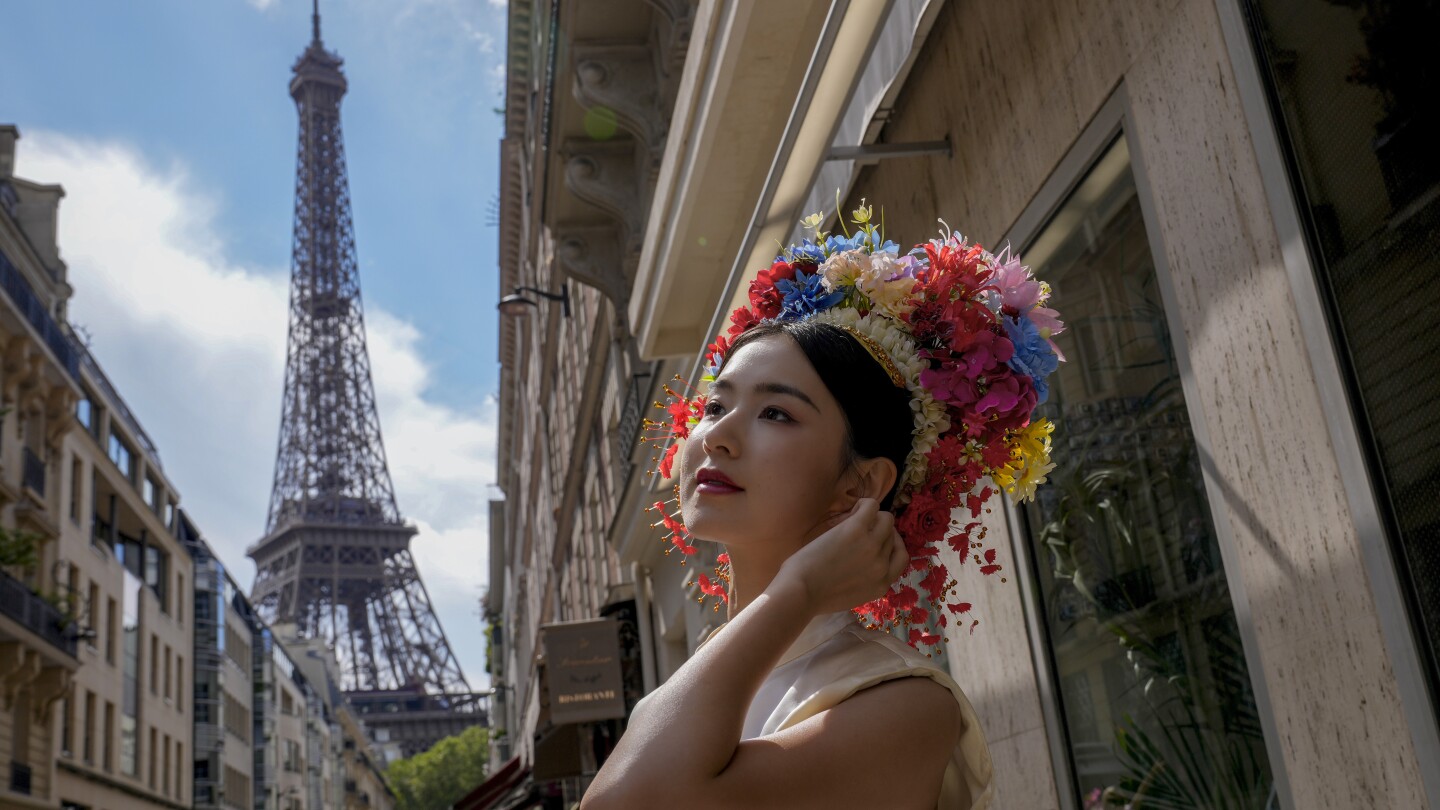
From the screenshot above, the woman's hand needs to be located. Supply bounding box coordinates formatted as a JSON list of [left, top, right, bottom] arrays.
[[773, 498, 908, 615]]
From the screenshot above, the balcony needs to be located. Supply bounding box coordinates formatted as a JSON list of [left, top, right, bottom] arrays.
[[0, 566, 77, 657], [0, 246, 78, 381]]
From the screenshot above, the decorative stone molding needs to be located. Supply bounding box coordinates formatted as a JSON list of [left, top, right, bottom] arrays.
[[44, 385, 74, 450], [554, 224, 629, 312], [562, 140, 644, 259], [0, 643, 41, 709], [643, 0, 697, 79], [2, 335, 39, 403], [573, 44, 664, 156], [32, 664, 71, 723]]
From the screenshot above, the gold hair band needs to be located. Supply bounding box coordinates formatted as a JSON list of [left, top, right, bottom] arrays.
[[838, 325, 907, 389]]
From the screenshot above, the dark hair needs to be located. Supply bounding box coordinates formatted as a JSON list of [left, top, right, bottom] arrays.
[[724, 320, 913, 510]]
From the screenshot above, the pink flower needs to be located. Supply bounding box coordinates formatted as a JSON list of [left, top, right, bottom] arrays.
[[992, 251, 1043, 312]]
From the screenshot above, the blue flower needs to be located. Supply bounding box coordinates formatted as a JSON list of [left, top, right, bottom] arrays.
[[786, 239, 828, 265], [776, 268, 845, 318], [824, 232, 868, 254], [1003, 314, 1059, 403]]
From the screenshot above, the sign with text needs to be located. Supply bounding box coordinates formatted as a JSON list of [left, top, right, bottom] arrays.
[[540, 618, 626, 724]]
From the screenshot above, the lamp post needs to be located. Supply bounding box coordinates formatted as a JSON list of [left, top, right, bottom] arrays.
[[497, 283, 571, 318]]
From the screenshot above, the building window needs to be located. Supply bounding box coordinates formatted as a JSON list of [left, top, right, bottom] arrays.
[[87, 581, 100, 651], [103, 701, 114, 772], [1245, 0, 1440, 712], [150, 633, 159, 695], [164, 644, 172, 701], [142, 476, 156, 511], [223, 692, 251, 743], [106, 597, 117, 664], [83, 690, 95, 764], [69, 455, 83, 523], [107, 430, 133, 481], [76, 397, 92, 430], [1015, 135, 1274, 805], [121, 572, 141, 777], [144, 546, 168, 610], [176, 574, 184, 625], [60, 695, 73, 756], [176, 655, 184, 708], [148, 726, 157, 789]]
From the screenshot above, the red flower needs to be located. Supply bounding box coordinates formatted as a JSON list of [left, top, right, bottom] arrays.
[[659, 443, 680, 478], [748, 261, 797, 318], [897, 493, 951, 550], [980, 547, 1002, 576], [946, 602, 973, 615], [726, 305, 763, 338], [697, 573, 729, 603], [889, 585, 920, 612], [948, 521, 982, 557], [919, 563, 948, 603], [922, 239, 996, 302]]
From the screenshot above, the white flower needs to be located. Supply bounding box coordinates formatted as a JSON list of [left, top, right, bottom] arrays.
[[819, 249, 869, 292]]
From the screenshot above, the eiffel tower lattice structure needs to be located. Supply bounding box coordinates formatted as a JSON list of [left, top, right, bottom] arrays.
[[248, 2, 484, 757]]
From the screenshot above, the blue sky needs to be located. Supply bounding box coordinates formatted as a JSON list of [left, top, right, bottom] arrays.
[[4, 0, 506, 688]]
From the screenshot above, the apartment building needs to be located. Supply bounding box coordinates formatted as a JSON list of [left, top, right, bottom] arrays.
[[183, 513, 262, 810], [0, 125, 83, 808]]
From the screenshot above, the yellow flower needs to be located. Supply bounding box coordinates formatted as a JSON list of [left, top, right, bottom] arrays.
[[800, 211, 826, 235], [851, 198, 873, 226], [997, 418, 1056, 503]]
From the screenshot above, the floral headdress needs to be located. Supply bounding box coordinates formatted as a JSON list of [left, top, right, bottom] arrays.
[[644, 201, 1064, 648]]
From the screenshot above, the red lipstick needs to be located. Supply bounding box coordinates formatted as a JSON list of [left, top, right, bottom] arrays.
[[696, 467, 743, 494]]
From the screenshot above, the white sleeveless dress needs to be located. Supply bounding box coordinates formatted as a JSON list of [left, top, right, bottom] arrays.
[[681, 609, 995, 809]]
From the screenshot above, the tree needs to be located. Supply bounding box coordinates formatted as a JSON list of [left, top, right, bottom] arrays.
[[385, 724, 490, 810]]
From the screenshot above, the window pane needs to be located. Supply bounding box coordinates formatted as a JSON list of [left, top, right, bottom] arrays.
[[1020, 136, 1275, 807], [1246, 0, 1440, 713]]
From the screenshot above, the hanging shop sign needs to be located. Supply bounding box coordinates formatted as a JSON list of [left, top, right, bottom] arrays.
[[540, 618, 626, 725]]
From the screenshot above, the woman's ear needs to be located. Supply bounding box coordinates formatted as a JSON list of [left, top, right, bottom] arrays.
[[840, 456, 898, 505]]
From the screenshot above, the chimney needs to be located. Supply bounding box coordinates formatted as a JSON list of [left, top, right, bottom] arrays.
[[0, 125, 17, 179]]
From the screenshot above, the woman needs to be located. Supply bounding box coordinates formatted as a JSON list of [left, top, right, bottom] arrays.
[[584, 207, 1061, 810]]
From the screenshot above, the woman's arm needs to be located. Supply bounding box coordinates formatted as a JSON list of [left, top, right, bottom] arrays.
[[582, 500, 961, 810]]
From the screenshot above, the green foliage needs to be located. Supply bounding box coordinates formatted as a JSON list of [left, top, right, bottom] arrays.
[[386, 724, 490, 810], [0, 525, 42, 572]]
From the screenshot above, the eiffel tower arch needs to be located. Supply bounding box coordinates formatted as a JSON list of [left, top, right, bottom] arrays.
[[248, 1, 485, 758]]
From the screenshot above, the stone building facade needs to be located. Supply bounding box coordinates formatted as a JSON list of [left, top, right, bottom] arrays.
[[494, 0, 1439, 808], [0, 124, 83, 809]]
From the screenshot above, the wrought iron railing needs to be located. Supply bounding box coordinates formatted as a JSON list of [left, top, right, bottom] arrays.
[[615, 370, 653, 481], [21, 446, 44, 498], [9, 760, 31, 795], [0, 566, 77, 657], [0, 245, 79, 380]]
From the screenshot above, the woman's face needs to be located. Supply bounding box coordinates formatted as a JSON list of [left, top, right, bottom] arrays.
[[678, 334, 854, 553]]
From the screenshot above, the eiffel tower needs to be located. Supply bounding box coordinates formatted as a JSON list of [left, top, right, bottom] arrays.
[[248, 1, 482, 756]]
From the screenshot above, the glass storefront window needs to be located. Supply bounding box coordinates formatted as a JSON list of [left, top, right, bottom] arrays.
[[1020, 136, 1276, 808], [1245, 0, 1440, 717]]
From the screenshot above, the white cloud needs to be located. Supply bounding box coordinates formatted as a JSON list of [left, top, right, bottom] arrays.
[[23, 130, 496, 688], [246, 0, 278, 10]]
